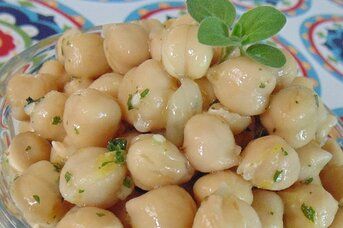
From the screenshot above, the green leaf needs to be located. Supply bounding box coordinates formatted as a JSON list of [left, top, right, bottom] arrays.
[[246, 44, 286, 68], [33, 195, 40, 204], [123, 176, 132, 188], [65, 171, 72, 183], [233, 6, 286, 45], [198, 17, 241, 46], [127, 94, 133, 110], [52, 116, 62, 125], [140, 89, 150, 98], [304, 177, 313, 185], [25, 145, 31, 151], [96, 212, 105, 217], [186, 0, 236, 26], [107, 138, 127, 151], [273, 170, 283, 182], [301, 203, 316, 223]]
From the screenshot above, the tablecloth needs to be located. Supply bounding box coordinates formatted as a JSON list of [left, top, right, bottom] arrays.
[[0, 0, 342, 119]]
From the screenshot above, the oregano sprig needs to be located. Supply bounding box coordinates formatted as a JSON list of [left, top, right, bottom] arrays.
[[187, 0, 287, 68]]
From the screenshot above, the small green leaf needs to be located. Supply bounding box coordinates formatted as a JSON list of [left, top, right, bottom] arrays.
[[140, 89, 150, 98], [186, 0, 236, 26], [74, 126, 80, 135], [281, 147, 288, 156], [33, 195, 40, 204], [198, 17, 241, 46], [233, 6, 286, 45], [259, 83, 266, 88], [53, 163, 62, 172], [301, 203, 316, 223], [52, 116, 62, 125], [107, 138, 127, 151], [246, 44, 286, 68], [96, 212, 105, 217], [65, 171, 72, 183], [25, 145, 31, 151], [127, 94, 133, 110], [78, 189, 85, 193], [273, 170, 283, 182], [115, 150, 125, 164], [314, 94, 319, 107], [123, 176, 132, 188], [99, 160, 115, 169], [304, 177, 313, 185]]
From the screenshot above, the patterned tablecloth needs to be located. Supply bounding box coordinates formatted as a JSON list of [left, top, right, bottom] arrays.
[[0, 0, 342, 119]]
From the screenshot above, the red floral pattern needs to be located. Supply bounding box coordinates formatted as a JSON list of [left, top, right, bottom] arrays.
[[0, 30, 15, 57]]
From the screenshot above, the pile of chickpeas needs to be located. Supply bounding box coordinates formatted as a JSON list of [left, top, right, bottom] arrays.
[[5, 14, 343, 228]]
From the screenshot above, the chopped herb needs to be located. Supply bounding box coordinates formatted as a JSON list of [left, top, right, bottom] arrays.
[[115, 150, 125, 164], [281, 147, 288, 156], [123, 176, 132, 188], [33, 195, 40, 204], [259, 83, 266, 88], [107, 138, 127, 151], [270, 211, 274, 215], [273, 170, 283, 182], [26, 97, 35, 105], [304, 177, 313, 185], [53, 163, 62, 172], [78, 189, 85, 193], [96, 212, 105, 217], [52, 116, 62, 125], [259, 68, 263, 71], [66, 40, 71, 46], [314, 94, 319, 107], [308, 164, 312, 167], [74, 126, 79, 135], [301, 203, 316, 223], [140, 88, 150, 98], [65, 171, 72, 183], [25, 145, 31, 151], [127, 94, 134, 110], [14, 176, 19, 181], [99, 161, 115, 169], [339, 202, 343, 208], [295, 100, 299, 104]]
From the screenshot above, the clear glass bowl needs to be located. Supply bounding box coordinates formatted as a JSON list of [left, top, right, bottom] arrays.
[[0, 25, 342, 227]]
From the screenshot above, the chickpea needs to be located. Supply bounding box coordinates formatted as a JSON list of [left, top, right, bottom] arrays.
[[103, 23, 150, 74], [118, 59, 177, 132], [89, 72, 123, 98], [56, 206, 123, 228], [126, 185, 196, 228], [271, 50, 298, 90], [11, 161, 68, 227], [50, 141, 77, 166], [8, 132, 51, 173], [252, 190, 284, 228], [315, 101, 337, 145], [261, 85, 320, 148], [132, 18, 163, 34], [193, 170, 253, 204], [237, 135, 300, 190], [207, 56, 276, 115], [323, 138, 343, 166], [30, 91, 67, 141], [162, 24, 213, 80], [62, 33, 110, 79], [208, 103, 252, 135], [7, 74, 56, 120], [194, 77, 217, 110], [331, 208, 343, 228], [320, 165, 343, 204], [63, 88, 121, 148], [64, 78, 93, 96], [59, 147, 127, 208], [39, 59, 70, 90], [166, 78, 203, 146], [279, 184, 338, 227], [149, 26, 163, 62], [193, 194, 262, 228], [127, 134, 193, 190], [183, 113, 241, 172], [55, 28, 81, 63], [17, 121, 33, 133], [297, 141, 332, 184]]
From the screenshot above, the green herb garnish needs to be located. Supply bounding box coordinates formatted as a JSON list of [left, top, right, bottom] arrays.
[[314, 94, 319, 107], [52, 116, 62, 125], [127, 94, 134, 110], [140, 89, 150, 98], [74, 126, 80, 135], [53, 163, 62, 172], [96, 212, 105, 217], [107, 138, 127, 151], [115, 150, 125, 164], [123, 176, 132, 188], [26, 96, 44, 105], [187, 0, 286, 67], [270, 211, 274, 215], [33, 195, 40, 204], [99, 161, 115, 168], [273, 170, 283, 182], [78, 189, 85, 193], [301, 203, 316, 223], [259, 83, 266, 88], [25, 145, 31, 151], [304, 177, 313, 185], [281, 147, 288, 156], [65, 171, 72, 183]]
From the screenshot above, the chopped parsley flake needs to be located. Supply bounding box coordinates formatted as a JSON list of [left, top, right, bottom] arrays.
[[96, 212, 105, 217], [123, 176, 132, 188], [273, 170, 283, 182], [308, 164, 312, 167], [78, 189, 85, 194], [115, 150, 125, 164], [74, 126, 80, 135], [65, 171, 72, 183], [99, 161, 115, 169], [26, 96, 43, 105], [53, 163, 62, 172], [52, 116, 62, 125], [259, 83, 266, 88], [33, 195, 40, 204], [295, 100, 299, 104], [140, 88, 150, 98], [107, 138, 127, 151], [304, 177, 313, 185], [314, 94, 319, 107], [281, 147, 288, 156], [25, 145, 31, 151], [127, 94, 134, 110], [301, 203, 316, 223], [270, 211, 274, 215]]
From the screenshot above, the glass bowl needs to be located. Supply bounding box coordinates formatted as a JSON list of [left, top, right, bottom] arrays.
[[0, 25, 342, 227]]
